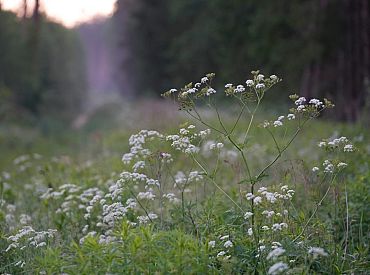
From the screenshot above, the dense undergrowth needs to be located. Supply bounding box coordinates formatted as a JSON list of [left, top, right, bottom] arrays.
[[0, 72, 369, 274]]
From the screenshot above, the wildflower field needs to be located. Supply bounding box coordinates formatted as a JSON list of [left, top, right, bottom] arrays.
[[1, 72, 369, 274]]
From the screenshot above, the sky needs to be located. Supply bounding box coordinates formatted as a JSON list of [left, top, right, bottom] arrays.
[[1, 0, 116, 27]]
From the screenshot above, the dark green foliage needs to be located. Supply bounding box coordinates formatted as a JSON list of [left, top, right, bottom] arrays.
[[114, 0, 370, 121], [0, 11, 87, 124]]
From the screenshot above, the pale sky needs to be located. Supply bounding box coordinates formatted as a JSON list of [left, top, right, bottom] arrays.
[[1, 0, 116, 27]]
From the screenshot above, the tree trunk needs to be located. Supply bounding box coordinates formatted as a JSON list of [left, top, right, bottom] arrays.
[[23, 0, 28, 19], [33, 0, 40, 22]]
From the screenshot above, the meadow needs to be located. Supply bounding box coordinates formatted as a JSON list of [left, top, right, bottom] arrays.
[[0, 73, 369, 274]]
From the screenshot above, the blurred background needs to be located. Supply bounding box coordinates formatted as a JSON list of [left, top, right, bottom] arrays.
[[0, 0, 369, 133]]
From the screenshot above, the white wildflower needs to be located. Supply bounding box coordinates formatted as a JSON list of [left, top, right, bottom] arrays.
[[262, 226, 270, 231], [244, 212, 253, 219], [216, 142, 224, 149], [201, 76, 208, 83], [273, 120, 283, 127], [309, 98, 323, 107], [267, 247, 286, 260], [235, 85, 245, 93], [224, 240, 233, 248], [318, 141, 326, 147], [263, 121, 270, 128], [308, 247, 328, 258], [344, 144, 354, 152], [246, 193, 255, 200], [312, 166, 319, 172], [246, 80, 254, 87], [297, 105, 305, 112], [295, 97, 306, 105], [287, 114, 295, 120], [206, 88, 216, 96], [268, 262, 288, 275], [187, 88, 197, 94], [132, 161, 145, 172], [257, 74, 265, 81], [253, 196, 262, 205], [256, 83, 265, 89], [270, 75, 278, 81]]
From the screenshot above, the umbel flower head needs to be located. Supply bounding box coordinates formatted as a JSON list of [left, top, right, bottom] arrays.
[[162, 71, 281, 110]]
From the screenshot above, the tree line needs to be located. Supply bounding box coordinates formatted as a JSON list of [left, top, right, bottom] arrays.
[[0, 3, 87, 125], [114, 0, 370, 121]]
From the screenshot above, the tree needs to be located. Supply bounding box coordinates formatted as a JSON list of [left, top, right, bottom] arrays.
[[113, 0, 370, 120]]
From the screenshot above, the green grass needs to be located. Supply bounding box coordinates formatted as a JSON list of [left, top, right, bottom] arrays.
[[0, 98, 369, 274]]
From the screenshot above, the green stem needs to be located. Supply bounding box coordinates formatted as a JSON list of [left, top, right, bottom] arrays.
[[186, 109, 225, 135], [130, 190, 153, 223], [255, 120, 309, 182], [293, 174, 337, 242], [230, 103, 246, 135], [243, 99, 261, 145]]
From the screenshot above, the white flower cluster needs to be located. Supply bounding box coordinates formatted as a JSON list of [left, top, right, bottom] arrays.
[[308, 246, 328, 258], [13, 154, 31, 165], [273, 116, 284, 127], [224, 73, 278, 96], [137, 213, 158, 224], [137, 189, 156, 200], [206, 88, 217, 96], [132, 160, 145, 172], [312, 166, 320, 172], [213, 235, 233, 260], [246, 185, 294, 204], [19, 214, 32, 225], [245, 186, 293, 237], [163, 193, 180, 203], [5, 226, 57, 252], [159, 152, 173, 163], [266, 247, 286, 260], [79, 231, 97, 245], [268, 262, 289, 275], [244, 211, 253, 220], [11, 153, 42, 172], [122, 130, 163, 164], [79, 187, 105, 220], [263, 112, 295, 129], [294, 96, 324, 113], [234, 84, 245, 93], [174, 170, 203, 189], [40, 184, 97, 216], [316, 160, 348, 173], [318, 136, 353, 152], [323, 159, 335, 173], [209, 142, 224, 150], [256, 83, 265, 90], [40, 183, 81, 200], [315, 136, 353, 173], [102, 202, 127, 227], [167, 132, 198, 155], [246, 79, 254, 87]]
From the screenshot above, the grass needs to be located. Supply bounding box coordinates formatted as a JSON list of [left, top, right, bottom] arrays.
[[0, 95, 369, 274]]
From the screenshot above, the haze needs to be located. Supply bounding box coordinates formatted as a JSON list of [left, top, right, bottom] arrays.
[[1, 0, 116, 27]]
